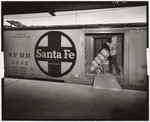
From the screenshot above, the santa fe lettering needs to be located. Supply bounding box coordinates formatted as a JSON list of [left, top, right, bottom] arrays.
[[36, 49, 75, 59]]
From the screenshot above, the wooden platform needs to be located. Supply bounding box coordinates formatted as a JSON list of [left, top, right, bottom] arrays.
[[2, 78, 148, 120]]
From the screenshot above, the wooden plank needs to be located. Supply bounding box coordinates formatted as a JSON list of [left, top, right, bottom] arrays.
[[93, 73, 122, 91]]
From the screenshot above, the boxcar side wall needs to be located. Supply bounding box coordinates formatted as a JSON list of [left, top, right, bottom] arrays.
[[4, 30, 89, 84], [3, 27, 148, 89]]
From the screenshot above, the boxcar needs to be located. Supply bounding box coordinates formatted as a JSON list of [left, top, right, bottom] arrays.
[[3, 23, 148, 91]]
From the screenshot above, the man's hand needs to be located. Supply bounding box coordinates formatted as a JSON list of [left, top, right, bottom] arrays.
[[106, 42, 115, 50], [106, 42, 110, 45]]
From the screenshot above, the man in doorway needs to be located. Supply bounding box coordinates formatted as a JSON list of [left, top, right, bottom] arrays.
[[106, 36, 121, 75]]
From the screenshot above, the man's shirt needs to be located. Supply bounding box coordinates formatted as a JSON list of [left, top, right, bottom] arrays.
[[106, 37, 117, 56]]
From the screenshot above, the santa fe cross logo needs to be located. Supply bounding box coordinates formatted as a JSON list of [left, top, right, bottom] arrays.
[[34, 31, 76, 77]]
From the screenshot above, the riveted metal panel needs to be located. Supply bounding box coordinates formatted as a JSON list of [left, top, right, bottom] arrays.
[[136, 29, 147, 86], [128, 29, 147, 87], [128, 29, 138, 85], [4, 29, 86, 84]]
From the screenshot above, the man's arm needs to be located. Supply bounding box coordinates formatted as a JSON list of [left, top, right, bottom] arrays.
[[106, 42, 116, 50]]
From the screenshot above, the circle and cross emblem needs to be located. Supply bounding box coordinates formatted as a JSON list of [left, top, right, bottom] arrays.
[[34, 31, 76, 77]]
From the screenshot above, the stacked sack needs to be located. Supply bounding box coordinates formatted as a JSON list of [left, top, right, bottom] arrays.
[[90, 48, 110, 72]]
